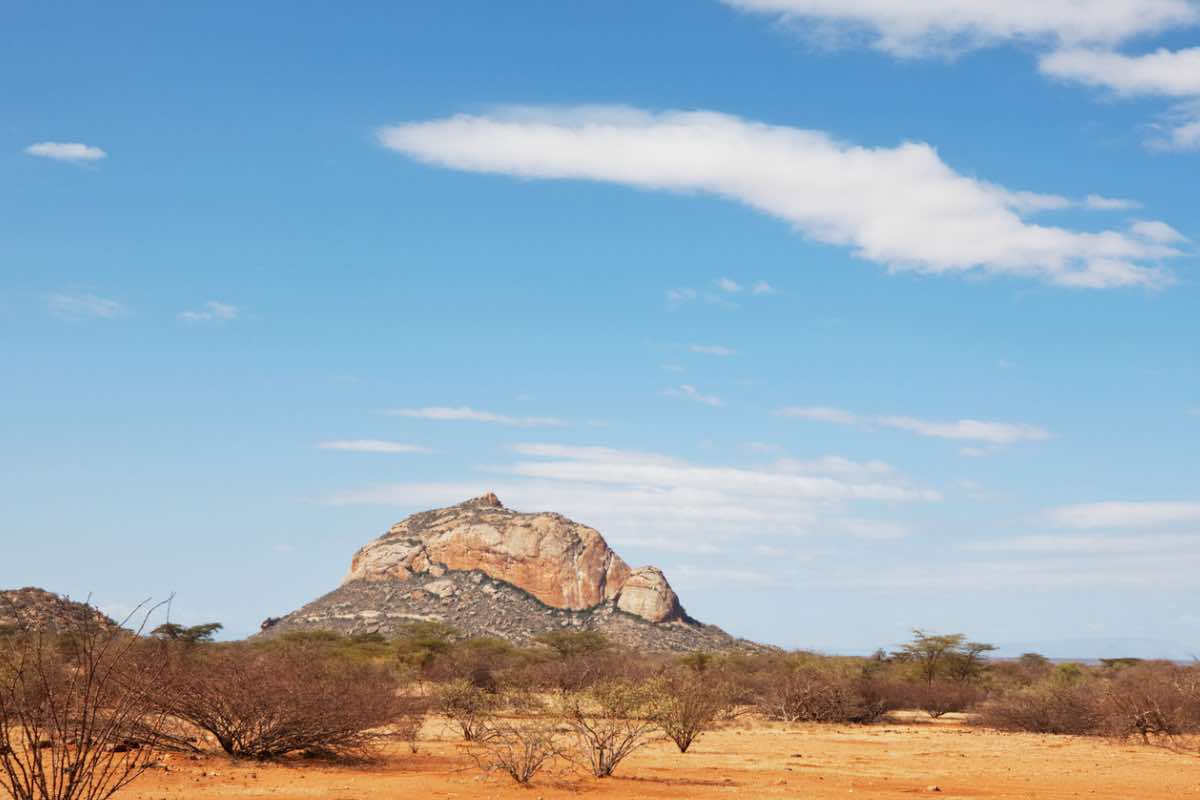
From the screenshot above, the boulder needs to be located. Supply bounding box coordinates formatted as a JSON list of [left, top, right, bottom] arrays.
[[616, 567, 683, 624]]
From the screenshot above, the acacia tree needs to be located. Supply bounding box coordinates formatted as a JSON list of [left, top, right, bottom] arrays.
[[650, 668, 732, 753], [0, 599, 171, 800], [894, 630, 968, 686], [150, 623, 222, 645]]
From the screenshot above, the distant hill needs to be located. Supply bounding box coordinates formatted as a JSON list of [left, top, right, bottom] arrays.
[[0, 587, 118, 634], [995, 638, 1198, 662], [257, 493, 767, 653]]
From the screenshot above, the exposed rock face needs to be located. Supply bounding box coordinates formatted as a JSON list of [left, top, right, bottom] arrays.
[[0, 587, 118, 633], [346, 493, 675, 622]]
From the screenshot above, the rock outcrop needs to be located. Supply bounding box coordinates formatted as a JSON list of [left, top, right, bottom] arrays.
[[345, 493, 679, 624], [261, 494, 763, 653], [615, 567, 682, 624], [0, 587, 118, 633]]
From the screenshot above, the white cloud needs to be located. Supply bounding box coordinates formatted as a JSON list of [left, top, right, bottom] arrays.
[[721, 0, 1197, 58], [664, 384, 723, 407], [776, 405, 860, 424], [836, 518, 908, 540], [1040, 48, 1200, 151], [777, 405, 1051, 444], [379, 107, 1178, 288], [751, 280, 776, 294], [877, 415, 1052, 444], [316, 440, 433, 454], [1040, 47, 1200, 97], [819, 552, 1200, 591], [389, 406, 567, 428], [1084, 194, 1140, 210], [1130, 219, 1188, 243], [715, 277, 743, 293], [671, 565, 777, 586], [25, 142, 107, 163], [506, 442, 931, 502], [689, 343, 737, 356], [965, 532, 1200, 554], [330, 443, 938, 552], [1190, 406, 1200, 416], [723, 4, 1200, 152], [774, 455, 894, 477], [1048, 500, 1200, 529], [667, 287, 698, 302], [179, 301, 239, 322], [1153, 101, 1200, 150], [661, 363, 686, 373], [48, 291, 124, 320]]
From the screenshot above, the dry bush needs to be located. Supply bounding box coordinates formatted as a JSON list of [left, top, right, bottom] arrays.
[[897, 680, 984, 718], [758, 661, 892, 724], [166, 642, 407, 759], [519, 632, 648, 695], [973, 682, 1102, 735], [559, 680, 658, 777], [434, 679, 500, 742], [650, 668, 733, 752], [469, 718, 561, 785], [1097, 664, 1200, 745], [0, 601, 171, 800]]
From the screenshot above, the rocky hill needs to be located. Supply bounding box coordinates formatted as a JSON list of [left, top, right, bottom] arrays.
[[0, 587, 118, 634], [259, 493, 762, 652]]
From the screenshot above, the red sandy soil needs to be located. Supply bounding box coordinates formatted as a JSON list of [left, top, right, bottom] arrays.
[[124, 714, 1199, 800]]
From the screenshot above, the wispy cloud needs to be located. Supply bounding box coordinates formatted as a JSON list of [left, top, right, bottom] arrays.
[[1084, 194, 1140, 211], [775, 406, 859, 425], [671, 564, 777, 586], [1130, 220, 1187, 244], [668, 280, 775, 304], [818, 552, 1200, 591], [179, 301, 238, 322], [664, 384, 723, 407], [380, 107, 1177, 288], [389, 405, 567, 428], [25, 142, 107, 163], [330, 442, 937, 552], [689, 343, 736, 356], [721, 0, 1195, 58], [775, 455, 894, 477], [965, 532, 1200, 555], [1038, 45, 1200, 151], [48, 291, 124, 320], [1048, 500, 1200, 529], [316, 440, 433, 454], [724, 2, 1200, 152], [776, 405, 1051, 445], [1040, 46, 1200, 97], [878, 415, 1051, 444]]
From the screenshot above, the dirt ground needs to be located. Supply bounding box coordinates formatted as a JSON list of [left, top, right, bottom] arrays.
[[125, 714, 1198, 800]]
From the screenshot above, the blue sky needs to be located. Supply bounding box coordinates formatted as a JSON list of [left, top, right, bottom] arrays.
[[2, 1, 1198, 655]]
